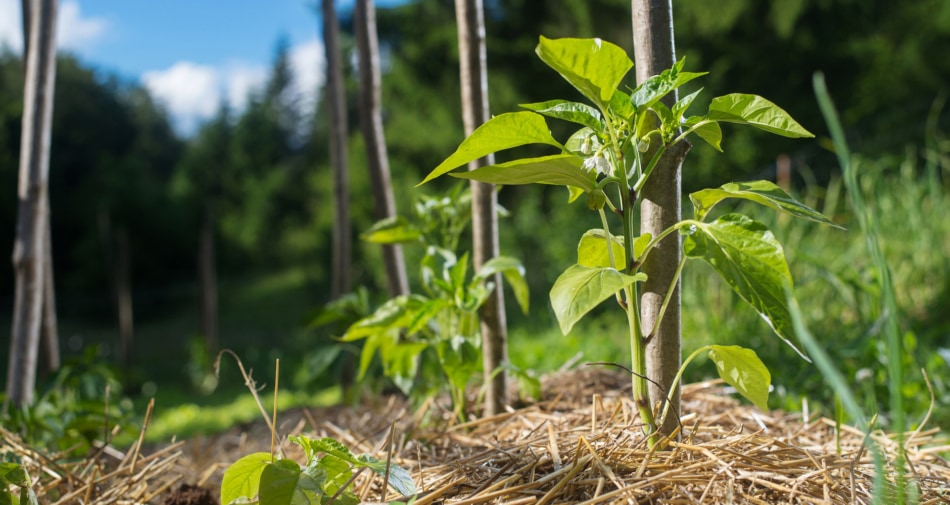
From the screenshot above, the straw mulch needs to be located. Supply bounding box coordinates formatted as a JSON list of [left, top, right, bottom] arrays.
[[4, 368, 950, 504], [0, 413, 185, 504]]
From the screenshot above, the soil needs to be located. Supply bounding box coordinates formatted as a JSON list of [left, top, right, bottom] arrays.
[[163, 484, 219, 505]]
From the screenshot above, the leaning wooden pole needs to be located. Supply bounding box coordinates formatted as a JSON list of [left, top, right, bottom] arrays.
[[324, 0, 352, 300], [456, 0, 508, 415], [632, 0, 690, 438], [355, 0, 409, 298], [6, 0, 59, 408]]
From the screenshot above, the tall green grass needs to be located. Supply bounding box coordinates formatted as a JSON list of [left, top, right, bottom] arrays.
[[806, 72, 905, 503], [678, 95, 950, 436]]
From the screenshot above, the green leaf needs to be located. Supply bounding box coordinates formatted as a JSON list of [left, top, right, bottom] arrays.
[[631, 58, 706, 111], [633, 233, 652, 261], [651, 101, 675, 132], [608, 89, 635, 120], [436, 336, 481, 396], [683, 214, 805, 358], [690, 180, 843, 227], [421, 247, 458, 293], [421, 112, 562, 184], [707, 345, 771, 411], [520, 100, 603, 131], [361, 216, 422, 244], [307, 437, 361, 465], [381, 341, 428, 394], [0, 464, 29, 488], [576, 231, 650, 269], [356, 455, 418, 497], [576, 229, 626, 270], [406, 298, 450, 334], [21, 487, 38, 505], [477, 256, 530, 314], [672, 88, 703, 122], [451, 154, 595, 192], [356, 330, 387, 381], [566, 185, 585, 203], [448, 251, 469, 292], [684, 116, 722, 151], [342, 295, 427, 341], [535, 36, 632, 107], [311, 455, 350, 496], [221, 452, 271, 505], [549, 264, 646, 335], [259, 459, 320, 505], [707, 94, 814, 138]]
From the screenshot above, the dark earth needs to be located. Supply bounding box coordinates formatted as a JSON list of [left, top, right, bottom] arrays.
[[163, 484, 219, 505]]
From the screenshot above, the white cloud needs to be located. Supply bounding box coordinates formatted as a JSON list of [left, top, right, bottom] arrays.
[[143, 62, 221, 135], [223, 63, 268, 110], [0, 0, 108, 53], [289, 37, 326, 112], [143, 37, 326, 137], [0, 0, 19, 51], [57, 1, 109, 51]]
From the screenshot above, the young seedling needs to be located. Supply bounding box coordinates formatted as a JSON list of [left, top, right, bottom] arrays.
[[420, 36, 840, 445], [218, 352, 417, 504], [341, 187, 533, 422], [0, 462, 38, 505]]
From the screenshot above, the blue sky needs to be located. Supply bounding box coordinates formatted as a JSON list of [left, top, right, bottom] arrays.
[[0, 0, 404, 135]]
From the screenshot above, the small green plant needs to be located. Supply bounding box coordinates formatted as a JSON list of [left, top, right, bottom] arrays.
[[420, 36, 839, 442], [340, 186, 533, 420], [1, 346, 134, 456], [301, 287, 373, 402], [220, 436, 416, 505], [0, 462, 37, 505], [218, 353, 417, 505]]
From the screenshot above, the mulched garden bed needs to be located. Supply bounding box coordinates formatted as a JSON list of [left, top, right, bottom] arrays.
[[4, 368, 949, 504]]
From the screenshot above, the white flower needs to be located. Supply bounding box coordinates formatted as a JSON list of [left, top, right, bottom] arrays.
[[583, 154, 612, 176]]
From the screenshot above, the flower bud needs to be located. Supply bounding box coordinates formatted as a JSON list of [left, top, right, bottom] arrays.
[[581, 136, 592, 155], [637, 137, 650, 153]]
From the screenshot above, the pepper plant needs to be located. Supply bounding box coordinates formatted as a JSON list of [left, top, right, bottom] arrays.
[[341, 186, 532, 421], [420, 36, 841, 442]]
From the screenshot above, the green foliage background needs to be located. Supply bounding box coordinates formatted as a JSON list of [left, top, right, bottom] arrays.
[[1, 0, 949, 432]]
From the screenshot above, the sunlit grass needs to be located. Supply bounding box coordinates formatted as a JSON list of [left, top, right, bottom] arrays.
[[509, 315, 628, 373], [679, 132, 950, 428], [116, 387, 341, 446]]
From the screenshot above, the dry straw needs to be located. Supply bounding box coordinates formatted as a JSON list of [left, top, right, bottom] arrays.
[[3, 368, 949, 504]]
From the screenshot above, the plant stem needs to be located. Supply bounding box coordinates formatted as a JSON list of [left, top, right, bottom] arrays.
[[638, 220, 695, 263], [626, 284, 656, 440], [633, 142, 669, 194], [647, 256, 688, 339], [657, 345, 711, 427], [599, 104, 657, 443]]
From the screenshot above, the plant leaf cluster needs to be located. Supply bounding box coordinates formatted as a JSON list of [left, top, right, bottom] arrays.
[[421, 36, 838, 438], [220, 435, 416, 505], [0, 463, 37, 505], [341, 187, 533, 420]]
